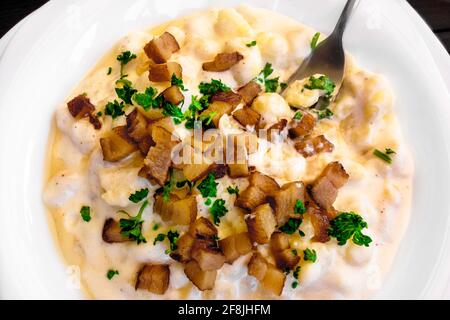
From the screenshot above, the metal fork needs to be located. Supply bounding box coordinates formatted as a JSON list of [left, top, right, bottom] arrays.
[[281, 0, 359, 94]]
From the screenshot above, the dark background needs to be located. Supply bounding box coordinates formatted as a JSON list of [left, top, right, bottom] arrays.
[[0, 0, 449, 53]]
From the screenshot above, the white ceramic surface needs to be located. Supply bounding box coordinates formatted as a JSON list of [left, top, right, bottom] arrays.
[[1, 0, 450, 299]]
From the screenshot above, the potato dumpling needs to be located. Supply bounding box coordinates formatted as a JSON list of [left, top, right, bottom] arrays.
[[251, 93, 292, 127], [283, 79, 321, 108], [215, 9, 254, 39], [256, 32, 289, 67]]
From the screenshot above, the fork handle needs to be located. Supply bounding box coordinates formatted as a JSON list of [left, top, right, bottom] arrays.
[[332, 0, 358, 37]]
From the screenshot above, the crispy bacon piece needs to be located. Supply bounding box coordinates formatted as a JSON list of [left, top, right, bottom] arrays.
[[100, 126, 138, 162], [307, 203, 331, 243], [246, 203, 277, 244], [248, 252, 286, 296], [238, 81, 262, 105], [268, 182, 306, 226], [235, 172, 280, 211], [218, 232, 253, 263], [149, 62, 182, 82], [202, 52, 244, 72], [144, 32, 180, 64], [184, 260, 217, 291], [191, 239, 226, 271], [102, 218, 129, 243], [199, 101, 235, 128], [170, 196, 198, 225], [233, 107, 261, 128], [162, 85, 184, 105], [270, 232, 300, 270], [210, 91, 242, 108], [294, 135, 334, 158], [135, 264, 170, 295], [311, 161, 349, 210], [154, 194, 179, 221], [289, 112, 316, 139], [188, 217, 218, 240], [266, 119, 288, 142], [88, 113, 102, 130], [126, 109, 151, 142], [170, 233, 195, 263], [67, 95, 95, 119]]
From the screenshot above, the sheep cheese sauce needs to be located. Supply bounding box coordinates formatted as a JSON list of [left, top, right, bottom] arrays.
[[43, 6, 413, 299]]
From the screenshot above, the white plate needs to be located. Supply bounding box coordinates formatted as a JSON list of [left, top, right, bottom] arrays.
[[1, 0, 450, 299]]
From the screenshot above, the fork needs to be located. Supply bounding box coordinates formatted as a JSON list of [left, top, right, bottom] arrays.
[[281, 0, 359, 94]]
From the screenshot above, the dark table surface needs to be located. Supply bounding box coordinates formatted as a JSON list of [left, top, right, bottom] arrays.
[[1, 0, 449, 53]]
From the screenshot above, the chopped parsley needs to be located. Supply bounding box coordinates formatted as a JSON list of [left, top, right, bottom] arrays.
[[294, 200, 306, 215], [176, 180, 194, 192], [133, 86, 162, 111], [255, 63, 280, 93], [299, 230, 305, 237], [310, 32, 320, 49], [246, 40, 257, 47], [292, 281, 299, 289], [205, 198, 212, 206], [279, 218, 302, 234], [118, 200, 148, 244], [152, 223, 160, 231], [117, 51, 137, 78], [107, 67, 112, 75], [80, 206, 91, 222], [209, 199, 228, 225], [184, 95, 206, 129], [373, 148, 396, 164], [227, 186, 240, 195], [305, 75, 335, 96], [313, 107, 334, 120], [293, 111, 303, 120], [199, 79, 231, 96], [199, 111, 217, 126], [171, 74, 187, 91], [129, 188, 149, 203], [293, 266, 301, 280], [96, 111, 103, 117], [106, 269, 119, 280], [280, 82, 288, 90], [197, 173, 218, 198], [303, 248, 317, 262], [115, 83, 137, 105], [154, 230, 180, 254], [104, 100, 125, 119], [162, 170, 175, 202], [328, 212, 372, 247], [162, 102, 184, 124]]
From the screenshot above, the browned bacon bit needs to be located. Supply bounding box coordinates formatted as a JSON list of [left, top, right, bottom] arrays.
[[235, 172, 280, 211], [188, 217, 218, 240], [294, 134, 334, 158], [218, 232, 253, 264], [102, 218, 129, 243], [211, 91, 242, 108], [288, 112, 316, 139], [233, 107, 261, 128], [67, 95, 95, 119], [238, 81, 262, 105], [248, 252, 286, 296], [170, 233, 195, 263], [162, 85, 184, 105], [126, 109, 150, 142], [268, 181, 306, 226], [306, 202, 331, 243], [149, 62, 182, 82], [88, 113, 102, 130], [202, 52, 244, 72], [135, 264, 170, 295], [311, 161, 349, 211], [246, 203, 277, 244], [266, 119, 288, 142], [144, 32, 180, 64], [184, 260, 217, 291], [270, 232, 300, 270], [100, 126, 138, 162], [191, 239, 226, 271]]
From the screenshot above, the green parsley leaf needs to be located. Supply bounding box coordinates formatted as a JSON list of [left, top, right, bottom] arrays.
[[171, 74, 187, 91], [310, 32, 321, 50], [197, 173, 218, 198], [313, 107, 334, 120], [129, 188, 149, 203], [303, 248, 317, 262], [115, 83, 137, 105], [118, 200, 148, 244], [117, 51, 137, 78], [205, 198, 212, 206], [280, 82, 288, 90], [209, 199, 228, 226], [292, 281, 299, 289], [246, 40, 257, 47], [162, 170, 175, 202], [133, 86, 161, 111], [373, 148, 396, 164], [299, 230, 305, 237], [154, 230, 179, 254], [294, 111, 303, 120], [105, 100, 125, 119], [153, 233, 166, 245], [96, 111, 103, 117], [305, 75, 335, 96], [256, 63, 280, 92], [107, 67, 112, 75], [199, 111, 217, 126], [162, 102, 184, 124], [199, 79, 231, 96], [293, 266, 301, 280], [294, 200, 306, 215], [279, 218, 302, 234], [328, 212, 372, 247], [227, 186, 239, 195], [184, 95, 206, 129], [106, 269, 119, 280], [152, 223, 160, 231], [80, 206, 91, 222]]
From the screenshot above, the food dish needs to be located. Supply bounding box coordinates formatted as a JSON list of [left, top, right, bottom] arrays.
[[1, 0, 450, 300], [43, 6, 413, 299]]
